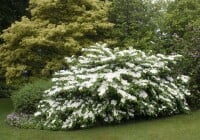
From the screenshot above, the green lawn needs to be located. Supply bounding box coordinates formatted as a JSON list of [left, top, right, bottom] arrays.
[[0, 98, 200, 140]]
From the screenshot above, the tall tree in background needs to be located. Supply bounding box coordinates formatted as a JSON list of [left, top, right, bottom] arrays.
[[108, 0, 156, 49], [163, 0, 199, 53], [163, 0, 200, 108], [147, 0, 173, 53], [0, 0, 113, 85]]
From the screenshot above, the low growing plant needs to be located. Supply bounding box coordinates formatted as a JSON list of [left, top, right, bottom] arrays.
[[12, 79, 53, 114]]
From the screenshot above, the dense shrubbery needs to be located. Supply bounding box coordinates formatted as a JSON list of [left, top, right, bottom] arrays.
[[12, 79, 52, 114], [22, 44, 190, 130]]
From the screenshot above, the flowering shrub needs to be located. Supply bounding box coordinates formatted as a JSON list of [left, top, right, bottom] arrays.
[[33, 43, 190, 130]]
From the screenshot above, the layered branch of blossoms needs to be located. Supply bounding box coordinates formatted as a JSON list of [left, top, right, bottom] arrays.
[[33, 43, 190, 130]]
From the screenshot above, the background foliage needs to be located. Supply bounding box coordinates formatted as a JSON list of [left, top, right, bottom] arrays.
[[162, 0, 200, 108], [108, 0, 156, 50]]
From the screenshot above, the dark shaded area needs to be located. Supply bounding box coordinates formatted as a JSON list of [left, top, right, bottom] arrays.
[[0, 0, 29, 33]]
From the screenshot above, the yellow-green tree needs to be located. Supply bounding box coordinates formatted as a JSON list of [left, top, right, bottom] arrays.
[[0, 0, 113, 85]]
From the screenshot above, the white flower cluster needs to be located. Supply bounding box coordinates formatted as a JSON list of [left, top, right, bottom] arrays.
[[33, 43, 190, 130]]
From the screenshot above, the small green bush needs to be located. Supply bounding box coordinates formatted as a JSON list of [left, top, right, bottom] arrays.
[[12, 79, 53, 114]]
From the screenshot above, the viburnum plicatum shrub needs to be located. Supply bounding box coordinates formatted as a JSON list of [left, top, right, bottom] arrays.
[[33, 43, 190, 130]]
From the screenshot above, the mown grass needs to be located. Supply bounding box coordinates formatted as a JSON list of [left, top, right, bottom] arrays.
[[0, 98, 200, 140]]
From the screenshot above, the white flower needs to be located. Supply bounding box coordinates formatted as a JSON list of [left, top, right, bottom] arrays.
[[111, 100, 117, 106], [118, 89, 137, 101], [98, 81, 108, 96], [166, 76, 173, 82], [34, 111, 41, 117], [178, 75, 190, 83], [139, 90, 148, 99], [149, 69, 158, 74]]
